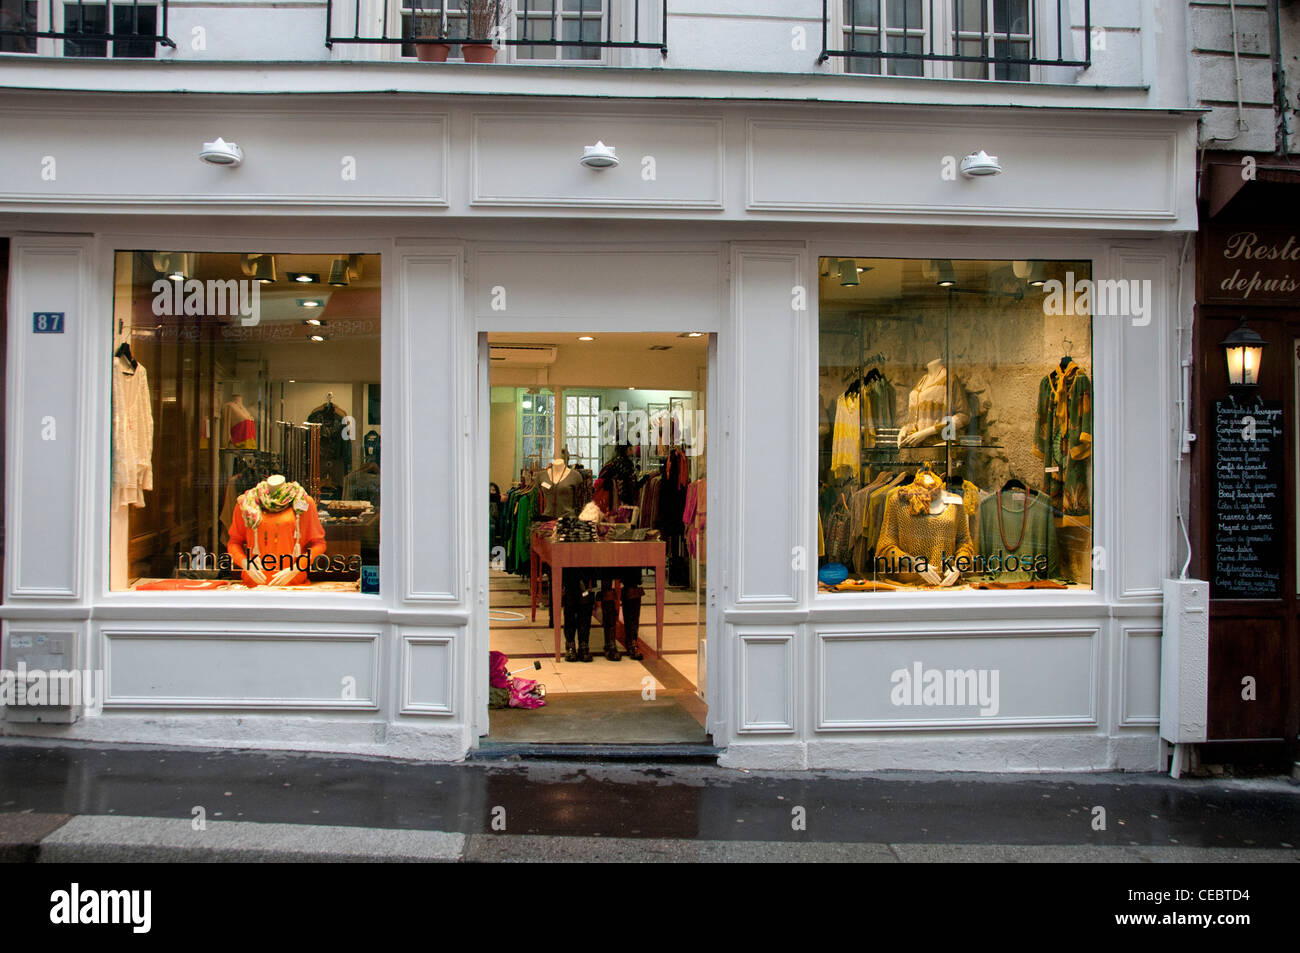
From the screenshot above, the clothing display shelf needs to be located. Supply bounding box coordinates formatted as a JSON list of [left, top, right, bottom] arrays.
[[829, 289, 1002, 484]]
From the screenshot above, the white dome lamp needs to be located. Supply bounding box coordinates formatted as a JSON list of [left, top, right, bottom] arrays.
[[959, 149, 1002, 178], [579, 141, 619, 170], [200, 138, 244, 168]]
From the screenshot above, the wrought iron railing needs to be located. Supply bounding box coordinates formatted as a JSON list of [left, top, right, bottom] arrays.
[[818, 0, 1090, 79], [0, 0, 174, 55], [326, 0, 667, 58]]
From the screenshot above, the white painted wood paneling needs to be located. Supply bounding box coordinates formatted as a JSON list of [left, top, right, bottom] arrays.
[[399, 249, 464, 603], [400, 629, 456, 715], [748, 118, 1180, 223], [733, 248, 803, 604], [0, 105, 447, 209], [6, 239, 89, 599], [102, 629, 380, 708], [817, 627, 1099, 729], [1112, 250, 1172, 599], [736, 629, 795, 732], [472, 114, 724, 209], [1120, 626, 1161, 726], [472, 247, 723, 332]]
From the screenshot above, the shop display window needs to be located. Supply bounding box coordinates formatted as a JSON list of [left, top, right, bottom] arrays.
[[109, 251, 381, 593], [817, 257, 1093, 593]]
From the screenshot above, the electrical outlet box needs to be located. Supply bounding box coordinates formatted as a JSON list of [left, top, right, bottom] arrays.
[[3, 630, 82, 724]]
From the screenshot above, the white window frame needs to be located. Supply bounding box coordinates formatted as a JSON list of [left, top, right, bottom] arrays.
[[835, 0, 1047, 82], [562, 391, 602, 472]]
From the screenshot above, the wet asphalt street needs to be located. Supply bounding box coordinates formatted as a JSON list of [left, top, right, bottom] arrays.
[[1, 739, 1296, 849]]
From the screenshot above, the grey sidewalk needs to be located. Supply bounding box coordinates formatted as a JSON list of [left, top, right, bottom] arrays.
[[2, 739, 1297, 862]]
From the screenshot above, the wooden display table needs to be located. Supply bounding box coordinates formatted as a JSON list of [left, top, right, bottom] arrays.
[[530, 531, 666, 662]]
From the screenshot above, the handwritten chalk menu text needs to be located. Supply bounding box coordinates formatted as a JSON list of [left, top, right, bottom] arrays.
[[1212, 400, 1284, 598]]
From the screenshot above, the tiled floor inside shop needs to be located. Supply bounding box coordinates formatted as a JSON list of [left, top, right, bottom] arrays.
[[487, 569, 709, 744]]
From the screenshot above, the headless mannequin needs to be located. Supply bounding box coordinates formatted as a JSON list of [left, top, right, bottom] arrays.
[[540, 457, 584, 518], [227, 474, 327, 587], [223, 394, 257, 449], [900, 358, 970, 448]]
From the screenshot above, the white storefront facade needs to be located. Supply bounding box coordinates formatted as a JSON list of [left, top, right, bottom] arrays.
[[0, 1, 1201, 770]]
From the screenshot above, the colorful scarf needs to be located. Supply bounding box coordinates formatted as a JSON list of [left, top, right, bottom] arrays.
[[238, 480, 310, 559], [1052, 361, 1079, 446]]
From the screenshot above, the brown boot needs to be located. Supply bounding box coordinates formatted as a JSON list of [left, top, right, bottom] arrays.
[[622, 586, 644, 660], [600, 591, 622, 661]]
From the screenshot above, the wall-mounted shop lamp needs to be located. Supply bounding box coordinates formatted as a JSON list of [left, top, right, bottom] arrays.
[[200, 138, 244, 167], [579, 142, 619, 169], [960, 150, 1002, 177], [1221, 318, 1267, 388]]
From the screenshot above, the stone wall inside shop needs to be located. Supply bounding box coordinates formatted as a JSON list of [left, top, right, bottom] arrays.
[[820, 268, 1093, 507]]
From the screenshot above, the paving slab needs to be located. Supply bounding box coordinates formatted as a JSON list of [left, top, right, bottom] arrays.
[[0, 812, 70, 863], [37, 815, 465, 864], [464, 834, 899, 863]]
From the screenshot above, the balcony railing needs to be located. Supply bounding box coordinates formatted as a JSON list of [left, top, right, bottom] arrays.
[[0, 0, 174, 56], [326, 1, 667, 58], [818, 0, 1090, 79]]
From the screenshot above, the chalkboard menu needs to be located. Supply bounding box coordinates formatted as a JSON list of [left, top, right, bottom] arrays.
[[1212, 400, 1284, 599]]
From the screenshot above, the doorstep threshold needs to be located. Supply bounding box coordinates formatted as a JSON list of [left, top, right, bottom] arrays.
[[468, 742, 723, 763]]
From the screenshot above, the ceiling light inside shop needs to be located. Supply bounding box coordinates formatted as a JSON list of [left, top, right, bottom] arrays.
[[839, 259, 860, 287], [304, 318, 325, 327], [934, 260, 957, 287], [309, 334, 327, 342], [328, 258, 350, 286], [578, 336, 594, 341], [289, 273, 319, 284], [1027, 261, 1048, 288], [298, 299, 323, 309], [241, 254, 277, 284]]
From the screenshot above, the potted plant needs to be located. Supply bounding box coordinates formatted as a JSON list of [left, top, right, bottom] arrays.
[[413, 8, 451, 62], [463, 0, 506, 63]]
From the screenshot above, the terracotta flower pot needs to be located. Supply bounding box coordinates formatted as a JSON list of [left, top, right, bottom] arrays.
[[415, 42, 452, 62], [461, 42, 498, 63]]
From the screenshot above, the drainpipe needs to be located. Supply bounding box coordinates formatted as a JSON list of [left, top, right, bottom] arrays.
[[1270, 0, 1291, 153]]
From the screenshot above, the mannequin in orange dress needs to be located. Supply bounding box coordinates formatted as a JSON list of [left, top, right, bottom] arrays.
[[227, 475, 326, 587]]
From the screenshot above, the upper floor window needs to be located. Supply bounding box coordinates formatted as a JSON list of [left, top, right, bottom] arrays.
[[334, 0, 662, 63], [1, 0, 167, 56], [827, 0, 1086, 80]]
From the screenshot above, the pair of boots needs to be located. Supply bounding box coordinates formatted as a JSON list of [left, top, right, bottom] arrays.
[[600, 587, 644, 661], [563, 593, 595, 663]]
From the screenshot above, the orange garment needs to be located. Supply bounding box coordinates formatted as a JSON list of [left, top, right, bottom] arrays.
[[227, 496, 326, 587]]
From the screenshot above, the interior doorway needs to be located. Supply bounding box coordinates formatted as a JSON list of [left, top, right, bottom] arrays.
[[482, 331, 709, 745]]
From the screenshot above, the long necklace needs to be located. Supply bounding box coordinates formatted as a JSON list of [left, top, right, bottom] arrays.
[[997, 490, 1029, 553]]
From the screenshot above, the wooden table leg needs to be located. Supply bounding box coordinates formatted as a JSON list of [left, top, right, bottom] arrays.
[[655, 551, 665, 659], [552, 554, 564, 662]]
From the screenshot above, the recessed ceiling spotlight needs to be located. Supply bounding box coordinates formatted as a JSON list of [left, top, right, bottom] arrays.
[[298, 299, 323, 309], [687, 332, 704, 338], [309, 334, 327, 342], [289, 273, 319, 284], [578, 335, 595, 341], [304, 318, 325, 327]]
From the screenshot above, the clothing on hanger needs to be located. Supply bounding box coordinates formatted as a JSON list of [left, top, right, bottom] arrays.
[[112, 354, 154, 510]]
